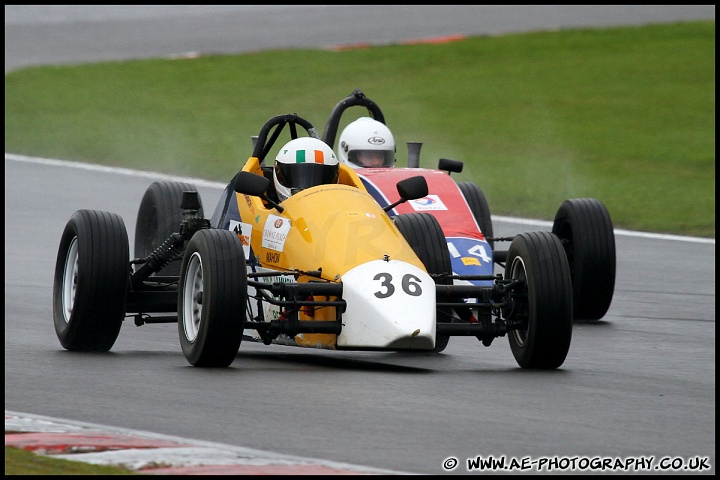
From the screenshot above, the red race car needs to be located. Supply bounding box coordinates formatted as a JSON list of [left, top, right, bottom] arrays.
[[321, 89, 616, 330]]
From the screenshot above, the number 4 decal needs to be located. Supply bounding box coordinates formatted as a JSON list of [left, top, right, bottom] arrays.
[[373, 273, 423, 298], [447, 241, 491, 264], [468, 244, 491, 264]]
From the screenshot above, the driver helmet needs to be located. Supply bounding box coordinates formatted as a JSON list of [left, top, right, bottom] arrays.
[[338, 117, 396, 168], [273, 137, 339, 202]]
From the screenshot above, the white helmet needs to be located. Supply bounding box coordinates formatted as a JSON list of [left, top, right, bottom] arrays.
[[273, 137, 339, 202], [338, 117, 396, 168]]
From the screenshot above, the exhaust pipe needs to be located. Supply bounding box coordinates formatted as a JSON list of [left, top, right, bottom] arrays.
[[407, 141, 422, 168]]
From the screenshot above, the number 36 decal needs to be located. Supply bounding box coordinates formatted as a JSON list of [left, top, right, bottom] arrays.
[[373, 273, 423, 298]]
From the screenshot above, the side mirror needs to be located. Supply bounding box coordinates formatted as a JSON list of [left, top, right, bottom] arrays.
[[234, 171, 269, 196], [234, 171, 284, 213], [383, 176, 428, 212], [397, 175, 428, 200], [438, 158, 463, 175]]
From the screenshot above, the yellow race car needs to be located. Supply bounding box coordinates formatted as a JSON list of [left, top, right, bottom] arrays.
[[54, 113, 576, 370]]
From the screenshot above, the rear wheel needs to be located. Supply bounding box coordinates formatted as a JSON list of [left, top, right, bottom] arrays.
[[552, 198, 616, 321], [178, 229, 247, 367], [53, 210, 129, 351], [393, 213, 453, 353], [135, 181, 204, 277], [505, 231, 572, 369], [457, 181, 494, 249]]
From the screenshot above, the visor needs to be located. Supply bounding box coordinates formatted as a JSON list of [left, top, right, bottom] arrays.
[[348, 150, 395, 168], [275, 162, 339, 193]]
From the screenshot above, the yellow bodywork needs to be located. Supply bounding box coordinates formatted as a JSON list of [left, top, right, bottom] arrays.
[[237, 158, 426, 348]]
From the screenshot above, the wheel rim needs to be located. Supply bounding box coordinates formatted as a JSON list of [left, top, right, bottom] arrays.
[[61, 237, 79, 323], [509, 256, 528, 347], [182, 252, 204, 342]]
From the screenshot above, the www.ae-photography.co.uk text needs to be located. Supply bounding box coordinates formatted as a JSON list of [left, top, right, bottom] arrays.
[[442, 455, 712, 473]]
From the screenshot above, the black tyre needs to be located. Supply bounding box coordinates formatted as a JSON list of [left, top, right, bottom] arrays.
[[552, 198, 616, 321], [505, 231, 573, 369], [393, 213, 453, 353], [53, 210, 130, 351], [178, 229, 247, 367], [457, 181, 494, 249], [135, 181, 204, 277]]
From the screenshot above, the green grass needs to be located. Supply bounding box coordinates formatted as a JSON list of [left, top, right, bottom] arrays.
[[4, 21, 715, 237], [4, 446, 139, 475]]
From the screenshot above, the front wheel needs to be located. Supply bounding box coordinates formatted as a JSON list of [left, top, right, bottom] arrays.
[[53, 210, 129, 351], [135, 181, 204, 277], [178, 229, 247, 367], [393, 213, 453, 353], [457, 181, 494, 249], [552, 198, 616, 321], [505, 231, 573, 369]]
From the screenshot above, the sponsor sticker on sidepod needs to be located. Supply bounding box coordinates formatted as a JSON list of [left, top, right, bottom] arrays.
[[409, 194, 448, 211], [262, 214, 291, 252], [229, 220, 253, 259]]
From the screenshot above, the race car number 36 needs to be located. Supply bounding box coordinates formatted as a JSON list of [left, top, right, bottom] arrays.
[[373, 272, 423, 298]]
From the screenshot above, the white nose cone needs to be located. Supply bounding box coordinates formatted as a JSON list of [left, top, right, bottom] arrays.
[[337, 259, 436, 350]]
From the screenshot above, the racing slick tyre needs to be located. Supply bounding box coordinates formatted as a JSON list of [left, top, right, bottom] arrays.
[[178, 229, 247, 367], [393, 213, 453, 353], [505, 231, 573, 369], [551, 198, 616, 322], [457, 181, 494, 249], [53, 210, 130, 351], [135, 181, 204, 277]]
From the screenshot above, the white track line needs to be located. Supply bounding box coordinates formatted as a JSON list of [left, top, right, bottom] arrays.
[[6, 152, 713, 245]]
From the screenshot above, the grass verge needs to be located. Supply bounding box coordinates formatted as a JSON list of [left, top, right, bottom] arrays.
[[4, 21, 714, 238], [4, 446, 138, 475]]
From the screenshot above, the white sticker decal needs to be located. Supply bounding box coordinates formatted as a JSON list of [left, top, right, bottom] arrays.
[[409, 195, 448, 211], [262, 214, 291, 252], [228, 220, 253, 259]]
